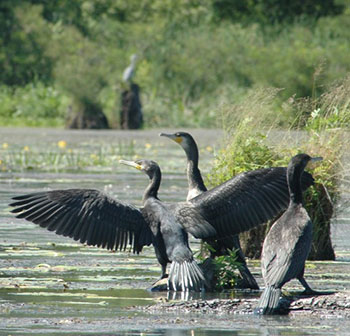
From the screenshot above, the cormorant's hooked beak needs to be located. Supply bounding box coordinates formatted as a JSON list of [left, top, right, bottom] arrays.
[[119, 159, 143, 170], [310, 157, 323, 163], [307, 156, 323, 167], [159, 132, 183, 144]]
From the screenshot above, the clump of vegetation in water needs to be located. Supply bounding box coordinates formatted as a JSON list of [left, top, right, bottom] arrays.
[[207, 76, 348, 260], [212, 249, 241, 291], [197, 244, 241, 291]]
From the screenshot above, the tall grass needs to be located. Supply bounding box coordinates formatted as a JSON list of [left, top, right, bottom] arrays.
[[207, 75, 349, 260]]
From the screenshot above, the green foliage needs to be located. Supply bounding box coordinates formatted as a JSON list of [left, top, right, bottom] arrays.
[[0, 82, 69, 127], [1, 0, 350, 127], [0, 3, 53, 85], [212, 249, 241, 290], [211, 0, 344, 24], [207, 83, 346, 260]]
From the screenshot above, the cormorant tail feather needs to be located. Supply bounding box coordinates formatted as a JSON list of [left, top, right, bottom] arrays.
[[168, 260, 205, 292], [255, 286, 281, 315]]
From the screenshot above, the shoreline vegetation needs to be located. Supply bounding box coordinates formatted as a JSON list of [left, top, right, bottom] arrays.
[[1, 1, 350, 129]]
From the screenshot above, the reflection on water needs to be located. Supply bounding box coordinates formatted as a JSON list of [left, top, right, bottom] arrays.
[[1, 128, 350, 335]]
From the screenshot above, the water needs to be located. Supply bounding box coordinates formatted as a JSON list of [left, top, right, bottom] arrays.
[[1, 128, 350, 335]]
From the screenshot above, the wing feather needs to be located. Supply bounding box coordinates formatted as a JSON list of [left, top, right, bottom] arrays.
[[10, 189, 153, 253], [190, 167, 314, 237]]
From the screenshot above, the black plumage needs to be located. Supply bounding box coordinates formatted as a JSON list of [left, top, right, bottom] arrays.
[[255, 153, 322, 315], [10, 148, 314, 292], [160, 132, 314, 290]]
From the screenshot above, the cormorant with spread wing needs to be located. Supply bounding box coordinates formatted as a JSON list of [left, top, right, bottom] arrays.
[[159, 131, 314, 290], [10, 151, 314, 292]]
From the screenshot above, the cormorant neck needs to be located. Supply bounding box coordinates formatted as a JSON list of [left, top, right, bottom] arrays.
[[143, 167, 161, 203], [287, 165, 303, 205], [185, 145, 207, 197]]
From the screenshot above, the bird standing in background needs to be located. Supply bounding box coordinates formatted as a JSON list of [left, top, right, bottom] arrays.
[[255, 153, 322, 315], [122, 54, 138, 84]]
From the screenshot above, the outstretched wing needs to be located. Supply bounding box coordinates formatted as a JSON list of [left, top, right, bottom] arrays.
[[9, 189, 153, 253], [189, 167, 314, 238], [172, 204, 217, 239]]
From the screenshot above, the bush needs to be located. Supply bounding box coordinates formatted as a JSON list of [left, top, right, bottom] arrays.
[[1, 1, 350, 128], [207, 80, 347, 260], [0, 82, 69, 126]]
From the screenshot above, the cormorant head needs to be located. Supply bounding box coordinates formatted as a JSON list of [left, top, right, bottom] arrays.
[[159, 131, 196, 153], [119, 159, 160, 179], [289, 153, 323, 172]]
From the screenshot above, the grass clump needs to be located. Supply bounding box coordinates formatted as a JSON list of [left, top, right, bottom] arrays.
[[212, 249, 241, 291], [207, 77, 348, 260]]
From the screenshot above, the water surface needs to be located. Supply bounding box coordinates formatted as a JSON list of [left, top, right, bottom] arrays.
[[1, 128, 350, 335]]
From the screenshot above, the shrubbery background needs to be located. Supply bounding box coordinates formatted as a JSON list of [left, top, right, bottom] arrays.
[[1, 0, 350, 128]]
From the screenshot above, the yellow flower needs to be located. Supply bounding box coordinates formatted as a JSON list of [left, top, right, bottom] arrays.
[[23, 146, 29, 152], [0, 159, 2, 165], [206, 146, 213, 152], [145, 143, 152, 149], [58, 140, 67, 149], [90, 153, 98, 160], [2, 143, 8, 149]]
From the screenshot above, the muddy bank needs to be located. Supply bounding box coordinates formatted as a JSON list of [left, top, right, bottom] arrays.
[[139, 292, 350, 317]]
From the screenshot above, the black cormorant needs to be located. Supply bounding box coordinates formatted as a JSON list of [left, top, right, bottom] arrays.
[[10, 151, 314, 292], [160, 131, 259, 289], [255, 153, 322, 315], [159, 132, 314, 290]]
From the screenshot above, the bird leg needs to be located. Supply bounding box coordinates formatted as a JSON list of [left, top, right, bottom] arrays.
[[298, 276, 319, 295], [160, 263, 168, 279], [232, 235, 259, 290]]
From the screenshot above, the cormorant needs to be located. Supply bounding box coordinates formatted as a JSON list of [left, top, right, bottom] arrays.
[[255, 153, 322, 315], [160, 131, 259, 289], [10, 152, 314, 292]]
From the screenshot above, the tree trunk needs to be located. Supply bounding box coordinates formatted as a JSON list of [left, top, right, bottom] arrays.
[[120, 83, 143, 129], [66, 100, 109, 129]]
